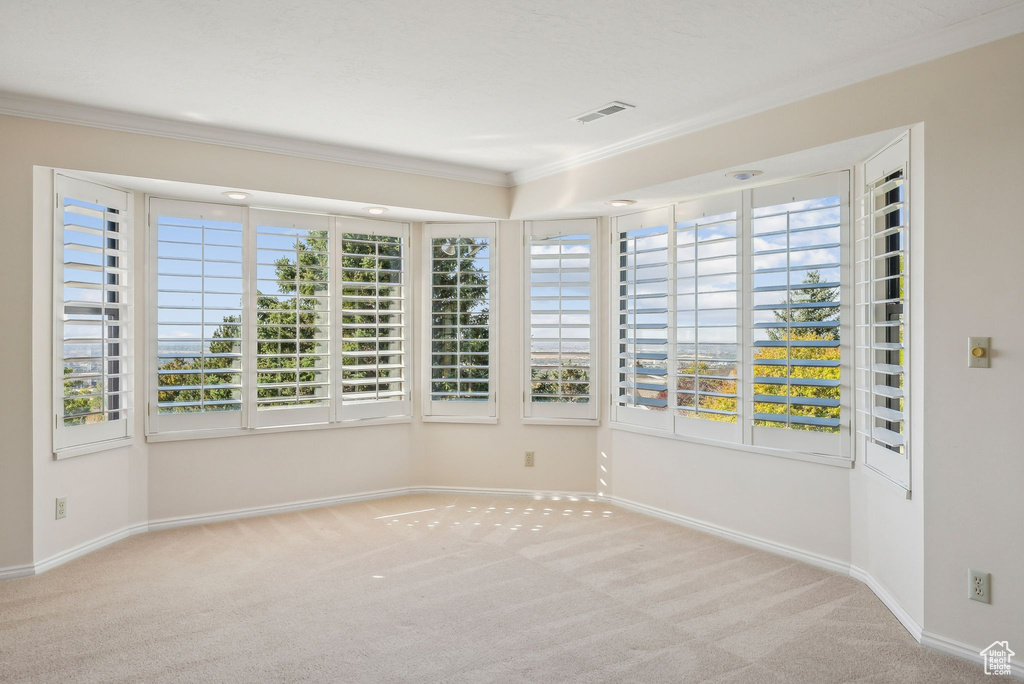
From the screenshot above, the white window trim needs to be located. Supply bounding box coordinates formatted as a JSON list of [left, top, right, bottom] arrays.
[[53, 173, 134, 458], [522, 218, 600, 425], [856, 132, 912, 491], [146, 196, 412, 440], [609, 172, 854, 463], [421, 222, 499, 423]]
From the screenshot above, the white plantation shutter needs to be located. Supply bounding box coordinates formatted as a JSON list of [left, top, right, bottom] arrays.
[[609, 175, 853, 461], [673, 196, 741, 441], [54, 175, 133, 453], [149, 199, 245, 434], [338, 217, 410, 420], [856, 134, 910, 488], [614, 208, 672, 430], [749, 173, 849, 456], [423, 223, 497, 420], [524, 219, 598, 422], [250, 209, 332, 427]]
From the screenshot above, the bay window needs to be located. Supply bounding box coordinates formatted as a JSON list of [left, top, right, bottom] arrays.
[[612, 172, 851, 460], [147, 199, 410, 438]]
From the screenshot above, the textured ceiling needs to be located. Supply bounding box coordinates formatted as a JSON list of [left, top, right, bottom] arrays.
[[0, 1, 1020, 179]]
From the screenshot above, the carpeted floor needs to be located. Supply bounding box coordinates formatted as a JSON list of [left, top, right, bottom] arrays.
[[0, 493, 988, 683]]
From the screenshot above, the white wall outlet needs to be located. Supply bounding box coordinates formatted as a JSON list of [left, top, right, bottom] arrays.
[[55, 496, 67, 520], [525, 451, 535, 467], [969, 569, 990, 603]]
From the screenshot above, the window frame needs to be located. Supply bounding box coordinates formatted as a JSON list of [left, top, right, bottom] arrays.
[[421, 222, 498, 423], [748, 173, 851, 458], [147, 198, 248, 435], [248, 208, 333, 429], [522, 218, 600, 425], [53, 173, 135, 457], [611, 206, 674, 431], [673, 193, 742, 443], [609, 172, 853, 463], [337, 216, 412, 422]]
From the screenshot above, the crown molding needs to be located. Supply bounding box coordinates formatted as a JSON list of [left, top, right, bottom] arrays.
[[0, 92, 512, 188], [510, 4, 1024, 185]]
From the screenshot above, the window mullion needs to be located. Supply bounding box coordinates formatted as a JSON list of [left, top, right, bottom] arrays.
[[667, 213, 678, 432], [740, 189, 754, 446]]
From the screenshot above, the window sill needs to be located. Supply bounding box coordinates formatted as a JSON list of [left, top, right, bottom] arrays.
[[147, 415, 413, 444], [521, 417, 601, 427], [421, 415, 498, 425], [54, 436, 135, 460], [609, 422, 853, 469]]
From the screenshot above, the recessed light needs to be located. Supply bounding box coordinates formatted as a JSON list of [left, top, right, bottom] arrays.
[[365, 207, 388, 215], [221, 191, 250, 200], [727, 170, 763, 181], [607, 199, 636, 207]]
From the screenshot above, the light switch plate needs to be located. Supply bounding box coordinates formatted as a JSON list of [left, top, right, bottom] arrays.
[[968, 337, 990, 368]]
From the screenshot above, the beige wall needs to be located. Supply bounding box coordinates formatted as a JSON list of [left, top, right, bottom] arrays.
[[414, 220, 599, 494], [0, 115, 511, 571], [1, 32, 1021, 659], [519, 35, 1021, 650]]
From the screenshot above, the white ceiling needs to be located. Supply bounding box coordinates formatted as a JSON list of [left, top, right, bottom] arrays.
[[2, 1, 1022, 184]]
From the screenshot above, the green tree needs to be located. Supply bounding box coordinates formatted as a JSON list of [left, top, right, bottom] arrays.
[[429, 238, 490, 399], [158, 229, 407, 412], [62, 365, 101, 426], [340, 232, 404, 402], [754, 269, 840, 432]]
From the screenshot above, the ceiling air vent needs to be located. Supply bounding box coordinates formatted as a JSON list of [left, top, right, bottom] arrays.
[[572, 101, 635, 124]]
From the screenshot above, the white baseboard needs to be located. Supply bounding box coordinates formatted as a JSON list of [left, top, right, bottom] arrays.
[[0, 561, 35, 580], [32, 523, 150, 576], [1, 485, 1014, 678], [921, 631, 1024, 679], [602, 494, 850, 575], [849, 564, 923, 641], [147, 487, 411, 531], [411, 485, 599, 500]]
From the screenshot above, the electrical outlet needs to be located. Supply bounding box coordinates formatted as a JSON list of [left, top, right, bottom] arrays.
[[55, 497, 67, 520], [969, 569, 990, 603], [525, 451, 535, 467]]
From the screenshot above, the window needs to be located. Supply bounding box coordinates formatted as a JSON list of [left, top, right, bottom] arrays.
[[54, 175, 133, 454], [749, 174, 848, 456], [613, 208, 671, 429], [251, 210, 332, 427], [149, 199, 245, 433], [524, 219, 598, 423], [674, 196, 740, 441], [339, 217, 410, 420], [423, 223, 497, 421], [856, 134, 910, 488], [148, 199, 411, 437], [612, 173, 850, 459]]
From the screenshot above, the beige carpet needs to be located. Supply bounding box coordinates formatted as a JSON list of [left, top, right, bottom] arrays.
[[0, 493, 988, 683]]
